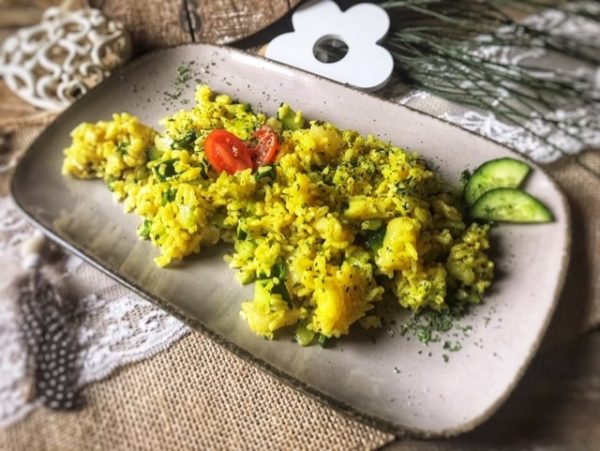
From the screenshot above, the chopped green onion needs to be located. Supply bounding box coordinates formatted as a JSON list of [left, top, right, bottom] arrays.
[[138, 219, 152, 239], [294, 324, 315, 346], [172, 130, 197, 149], [255, 165, 276, 181], [365, 227, 386, 253], [318, 334, 332, 348]]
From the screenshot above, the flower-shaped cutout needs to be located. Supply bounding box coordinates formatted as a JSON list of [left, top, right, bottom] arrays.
[[266, 0, 393, 90]]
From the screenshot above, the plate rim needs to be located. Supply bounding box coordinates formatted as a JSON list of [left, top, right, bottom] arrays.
[[10, 43, 572, 437]]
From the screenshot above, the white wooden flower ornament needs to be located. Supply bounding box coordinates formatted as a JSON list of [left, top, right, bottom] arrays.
[[266, 0, 394, 91], [0, 7, 131, 110]]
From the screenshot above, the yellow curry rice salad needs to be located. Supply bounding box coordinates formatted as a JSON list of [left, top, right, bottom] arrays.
[[62, 85, 494, 343]]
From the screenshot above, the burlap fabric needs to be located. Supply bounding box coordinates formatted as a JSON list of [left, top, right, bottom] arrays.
[[1, 2, 599, 446], [0, 332, 393, 450]]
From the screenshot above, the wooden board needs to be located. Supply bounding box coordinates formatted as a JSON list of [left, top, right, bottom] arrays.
[[97, 0, 300, 53]]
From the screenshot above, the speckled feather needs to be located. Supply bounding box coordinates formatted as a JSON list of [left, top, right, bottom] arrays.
[[18, 270, 82, 410]]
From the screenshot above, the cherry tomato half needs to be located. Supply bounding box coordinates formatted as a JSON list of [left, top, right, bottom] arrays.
[[204, 129, 253, 175], [250, 125, 280, 166]]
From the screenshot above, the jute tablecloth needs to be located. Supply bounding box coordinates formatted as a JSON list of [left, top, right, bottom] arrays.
[[0, 332, 392, 450], [1, 2, 599, 449]]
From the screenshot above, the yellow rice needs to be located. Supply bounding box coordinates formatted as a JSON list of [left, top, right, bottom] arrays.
[[62, 85, 494, 342]]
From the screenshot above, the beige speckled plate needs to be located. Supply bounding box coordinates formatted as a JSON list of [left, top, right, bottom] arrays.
[[11, 44, 570, 437]]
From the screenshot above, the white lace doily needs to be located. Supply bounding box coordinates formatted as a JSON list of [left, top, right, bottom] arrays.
[[383, 6, 600, 164], [0, 196, 188, 428], [0, 4, 599, 429]]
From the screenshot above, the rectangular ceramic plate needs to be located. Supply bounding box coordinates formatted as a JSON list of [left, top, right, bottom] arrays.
[[11, 44, 570, 436]]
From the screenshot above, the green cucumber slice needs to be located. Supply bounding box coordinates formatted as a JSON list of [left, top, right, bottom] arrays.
[[465, 158, 531, 206], [470, 188, 553, 223]]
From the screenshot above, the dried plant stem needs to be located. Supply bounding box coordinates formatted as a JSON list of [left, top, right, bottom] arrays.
[[381, 0, 600, 176]]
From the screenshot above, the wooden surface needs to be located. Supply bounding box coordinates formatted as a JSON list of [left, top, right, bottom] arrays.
[[1, 1, 599, 449], [93, 0, 300, 53]]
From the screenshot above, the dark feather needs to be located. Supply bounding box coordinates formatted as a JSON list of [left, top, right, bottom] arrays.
[[18, 270, 83, 410]]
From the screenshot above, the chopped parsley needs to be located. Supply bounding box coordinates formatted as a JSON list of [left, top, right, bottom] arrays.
[[153, 159, 178, 181], [364, 227, 386, 253], [161, 187, 177, 205], [443, 340, 463, 352], [172, 130, 197, 149], [399, 307, 460, 344]]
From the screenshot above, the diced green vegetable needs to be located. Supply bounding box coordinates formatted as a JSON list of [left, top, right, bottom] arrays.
[[294, 323, 315, 346], [277, 104, 304, 130], [317, 334, 332, 348], [236, 226, 248, 240], [117, 140, 130, 155], [105, 175, 117, 192], [138, 219, 152, 239], [361, 219, 383, 231], [161, 187, 177, 205], [272, 261, 286, 280], [256, 261, 292, 306], [172, 130, 197, 149], [152, 159, 178, 181], [271, 280, 291, 305], [365, 227, 386, 252], [147, 146, 162, 161], [465, 157, 531, 206], [255, 165, 276, 181], [470, 188, 553, 223]]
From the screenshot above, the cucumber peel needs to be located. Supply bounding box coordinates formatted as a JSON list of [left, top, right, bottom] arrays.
[[465, 158, 531, 206], [470, 188, 553, 223]]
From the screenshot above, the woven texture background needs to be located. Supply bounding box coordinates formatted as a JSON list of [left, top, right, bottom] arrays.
[[1, 1, 599, 449], [0, 332, 393, 450]]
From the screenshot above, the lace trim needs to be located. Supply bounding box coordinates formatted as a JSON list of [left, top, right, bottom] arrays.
[[391, 5, 600, 163], [0, 196, 189, 428]]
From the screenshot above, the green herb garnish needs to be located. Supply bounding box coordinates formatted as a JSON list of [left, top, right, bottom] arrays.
[[153, 159, 178, 181], [161, 187, 177, 205], [172, 130, 197, 150], [365, 227, 386, 253], [318, 334, 333, 348], [255, 165, 276, 181], [117, 140, 130, 155]]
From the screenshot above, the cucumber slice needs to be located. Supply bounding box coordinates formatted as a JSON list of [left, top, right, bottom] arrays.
[[470, 188, 553, 223], [465, 158, 531, 206]]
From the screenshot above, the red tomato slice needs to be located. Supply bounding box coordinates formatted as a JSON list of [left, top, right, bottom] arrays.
[[204, 129, 253, 175], [251, 125, 279, 166]]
